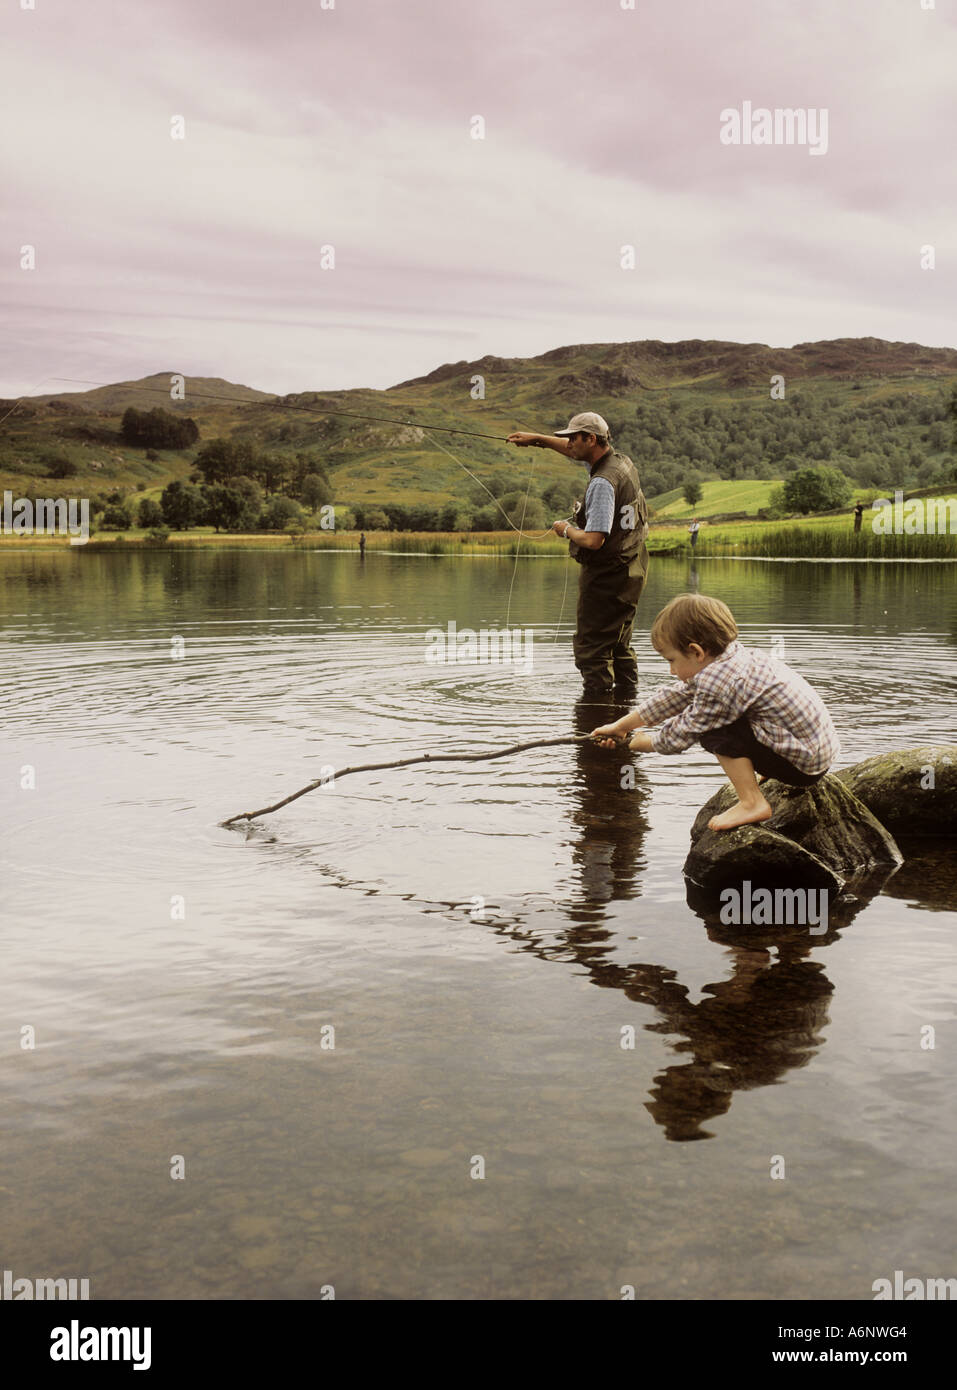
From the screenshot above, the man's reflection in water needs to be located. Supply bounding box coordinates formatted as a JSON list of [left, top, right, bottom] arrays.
[[563, 696, 651, 937], [504, 702, 899, 1140]]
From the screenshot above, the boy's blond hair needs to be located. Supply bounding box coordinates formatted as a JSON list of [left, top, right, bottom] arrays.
[[650, 594, 738, 656]]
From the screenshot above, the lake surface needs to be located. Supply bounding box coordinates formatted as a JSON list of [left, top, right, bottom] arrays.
[[1, 548, 955, 1300]]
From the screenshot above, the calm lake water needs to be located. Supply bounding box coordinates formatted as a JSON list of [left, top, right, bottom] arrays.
[[1, 548, 955, 1300]]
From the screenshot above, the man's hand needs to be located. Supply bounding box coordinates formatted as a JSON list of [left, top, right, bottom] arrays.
[[551, 519, 571, 537], [507, 432, 541, 447]]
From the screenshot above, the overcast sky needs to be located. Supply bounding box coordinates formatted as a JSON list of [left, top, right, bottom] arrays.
[[1, 0, 954, 400]]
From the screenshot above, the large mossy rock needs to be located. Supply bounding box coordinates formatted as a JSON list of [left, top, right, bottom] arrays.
[[684, 773, 903, 892], [834, 745, 957, 838]]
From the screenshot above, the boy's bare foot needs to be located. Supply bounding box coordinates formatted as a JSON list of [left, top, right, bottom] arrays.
[[708, 796, 773, 831]]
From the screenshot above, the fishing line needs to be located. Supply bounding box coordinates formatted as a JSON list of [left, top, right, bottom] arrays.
[[423, 426, 575, 646], [504, 441, 538, 630], [0, 375, 67, 428], [553, 557, 571, 645], [423, 426, 553, 634], [423, 422, 578, 647], [420, 428, 550, 538]]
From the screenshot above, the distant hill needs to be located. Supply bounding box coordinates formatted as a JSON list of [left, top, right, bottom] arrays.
[[392, 336, 957, 395], [31, 373, 275, 414], [2, 340, 955, 516]]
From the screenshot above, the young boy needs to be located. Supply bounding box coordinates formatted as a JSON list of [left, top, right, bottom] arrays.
[[592, 594, 840, 831]]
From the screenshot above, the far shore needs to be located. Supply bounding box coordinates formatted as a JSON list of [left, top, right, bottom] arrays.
[[0, 512, 954, 561]]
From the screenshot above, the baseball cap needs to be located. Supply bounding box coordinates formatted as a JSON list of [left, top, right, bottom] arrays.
[[554, 411, 610, 437]]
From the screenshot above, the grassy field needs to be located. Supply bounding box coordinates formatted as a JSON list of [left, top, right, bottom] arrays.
[[649, 478, 782, 517], [688, 508, 956, 558], [647, 477, 895, 519]]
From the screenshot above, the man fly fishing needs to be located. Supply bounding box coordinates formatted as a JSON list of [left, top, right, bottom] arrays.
[[507, 412, 649, 698]]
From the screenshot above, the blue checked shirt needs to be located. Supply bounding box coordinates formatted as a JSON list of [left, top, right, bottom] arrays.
[[581, 475, 616, 534], [635, 641, 840, 774]]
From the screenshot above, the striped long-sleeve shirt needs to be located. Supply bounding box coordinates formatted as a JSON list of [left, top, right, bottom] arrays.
[[635, 641, 840, 774]]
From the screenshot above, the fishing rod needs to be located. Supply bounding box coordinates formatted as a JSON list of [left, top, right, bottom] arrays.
[[4, 374, 563, 539], [20, 371, 665, 540], [39, 377, 558, 538], [35, 378, 512, 442]]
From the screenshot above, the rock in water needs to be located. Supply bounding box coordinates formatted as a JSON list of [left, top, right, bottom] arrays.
[[834, 745, 957, 838], [684, 774, 903, 892], [685, 825, 843, 893]]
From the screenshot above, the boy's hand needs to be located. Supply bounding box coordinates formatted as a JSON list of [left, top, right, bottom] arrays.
[[627, 731, 654, 753], [591, 722, 625, 749]]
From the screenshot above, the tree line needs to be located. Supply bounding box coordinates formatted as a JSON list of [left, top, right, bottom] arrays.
[[82, 382, 957, 534], [609, 384, 956, 499], [96, 434, 334, 533]]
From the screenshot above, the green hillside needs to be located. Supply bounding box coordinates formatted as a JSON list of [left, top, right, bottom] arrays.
[[2, 339, 955, 532]]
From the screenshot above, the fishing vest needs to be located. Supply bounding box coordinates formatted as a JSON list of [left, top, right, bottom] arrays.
[[569, 447, 648, 567]]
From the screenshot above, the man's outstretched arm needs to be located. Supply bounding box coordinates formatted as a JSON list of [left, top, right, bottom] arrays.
[[507, 431, 572, 456]]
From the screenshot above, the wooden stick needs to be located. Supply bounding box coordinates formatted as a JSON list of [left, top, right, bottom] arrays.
[[220, 732, 620, 827]]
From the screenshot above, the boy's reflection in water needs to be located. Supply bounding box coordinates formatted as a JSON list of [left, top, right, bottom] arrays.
[[630, 903, 838, 1142], [503, 696, 892, 1141]]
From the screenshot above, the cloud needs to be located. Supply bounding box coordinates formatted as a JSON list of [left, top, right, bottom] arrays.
[[0, 0, 953, 396]]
